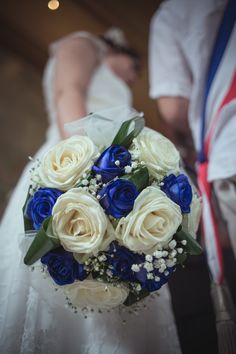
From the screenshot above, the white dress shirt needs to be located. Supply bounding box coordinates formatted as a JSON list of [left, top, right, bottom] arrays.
[[149, 0, 236, 182]]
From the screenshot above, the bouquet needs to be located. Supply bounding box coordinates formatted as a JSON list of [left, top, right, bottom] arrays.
[[23, 109, 202, 312]]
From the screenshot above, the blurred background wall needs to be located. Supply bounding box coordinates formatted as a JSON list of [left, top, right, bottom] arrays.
[[0, 0, 161, 216]]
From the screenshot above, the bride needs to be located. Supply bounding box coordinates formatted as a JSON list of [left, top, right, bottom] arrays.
[[0, 29, 181, 354]]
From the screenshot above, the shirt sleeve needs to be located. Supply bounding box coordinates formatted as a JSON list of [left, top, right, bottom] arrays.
[[49, 31, 107, 61], [149, 3, 192, 99]]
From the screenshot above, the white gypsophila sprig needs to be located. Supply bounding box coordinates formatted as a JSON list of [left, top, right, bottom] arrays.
[[77, 172, 104, 198], [145, 255, 153, 262], [149, 237, 182, 273], [143, 262, 154, 272], [129, 138, 140, 161], [131, 264, 141, 272], [130, 282, 142, 294], [124, 165, 132, 174], [28, 156, 42, 194]]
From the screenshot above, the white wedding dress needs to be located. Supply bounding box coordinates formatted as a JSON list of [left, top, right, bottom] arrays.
[[0, 33, 181, 354]]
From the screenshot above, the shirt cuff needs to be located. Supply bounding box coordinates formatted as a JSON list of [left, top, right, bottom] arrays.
[[149, 82, 191, 99]]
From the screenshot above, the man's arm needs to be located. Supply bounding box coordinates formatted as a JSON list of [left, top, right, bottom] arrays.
[[156, 96, 189, 132], [149, 6, 195, 164]]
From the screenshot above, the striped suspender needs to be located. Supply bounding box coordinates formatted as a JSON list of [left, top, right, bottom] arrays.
[[198, 0, 236, 284]]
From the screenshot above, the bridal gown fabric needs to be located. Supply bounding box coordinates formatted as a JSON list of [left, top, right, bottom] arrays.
[[0, 33, 181, 354]]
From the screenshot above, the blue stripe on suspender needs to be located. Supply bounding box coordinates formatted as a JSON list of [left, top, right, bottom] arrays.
[[199, 0, 236, 163]]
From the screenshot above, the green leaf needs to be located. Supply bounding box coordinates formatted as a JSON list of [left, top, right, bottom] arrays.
[[112, 115, 145, 148], [175, 252, 188, 265], [124, 288, 149, 307], [23, 215, 34, 233], [24, 217, 60, 266], [175, 229, 202, 256], [121, 166, 149, 192], [22, 187, 34, 231]]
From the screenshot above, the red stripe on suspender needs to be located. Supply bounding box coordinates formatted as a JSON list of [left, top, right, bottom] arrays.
[[198, 162, 224, 284], [205, 69, 236, 157], [199, 69, 236, 284]]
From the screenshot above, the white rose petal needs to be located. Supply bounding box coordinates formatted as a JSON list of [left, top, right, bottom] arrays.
[[132, 129, 180, 179], [52, 188, 109, 254], [73, 221, 116, 263], [64, 280, 129, 309], [182, 194, 201, 239], [116, 187, 182, 253], [37, 136, 98, 191]]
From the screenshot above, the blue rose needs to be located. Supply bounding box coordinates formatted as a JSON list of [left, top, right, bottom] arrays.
[[41, 248, 88, 286], [92, 145, 131, 183], [106, 242, 145, 282], [136, 266, 175, 292], [98, 179, 139, 218], [26, 188, 62, 230], [161, 174, 193, 213]]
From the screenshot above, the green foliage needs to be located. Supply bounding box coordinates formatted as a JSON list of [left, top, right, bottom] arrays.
[[175, 229, 202, 256], [124, 288, 149, 307], [112, 115, 145, 148], [122, 166, 149, 192], [24, 217, 60, 266], [175, 252, 188, 265], [22, 187, 34, 231]]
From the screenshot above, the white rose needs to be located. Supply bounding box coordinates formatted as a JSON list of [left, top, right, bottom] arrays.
[[38, 135, 98, 191], [133, 129, 180, 179], [64, 280, 129, 309], [73, 220, 116, 263], [182, 194, 201, 239], [116, 186, 182, 253], [52, 188, 109, 254]]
